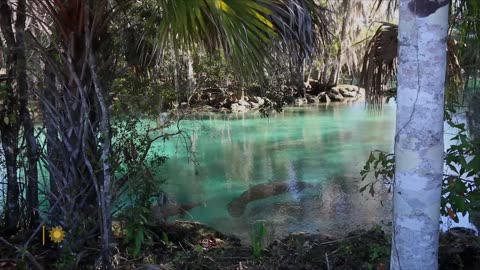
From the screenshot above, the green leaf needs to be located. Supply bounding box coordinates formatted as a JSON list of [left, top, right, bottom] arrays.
[[448, 164, 459, 174], [360, 184, 369, 193], [194, 244, 203, 253]]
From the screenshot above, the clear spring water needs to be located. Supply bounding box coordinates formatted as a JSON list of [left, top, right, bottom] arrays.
[[1, 101, 475, 241], [152, 102, 397, 242]]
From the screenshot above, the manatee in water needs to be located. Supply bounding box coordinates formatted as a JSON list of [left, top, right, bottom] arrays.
[[227, 181, 313, 217], [151, 201, 202, 222]]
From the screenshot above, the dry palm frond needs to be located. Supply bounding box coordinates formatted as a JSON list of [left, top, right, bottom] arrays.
[[373, 0, 399, 18], [360, 22, 464, 105], [359, 22, 398, 105], [446, 38, 464, 104], [269, 0, 331, 56]]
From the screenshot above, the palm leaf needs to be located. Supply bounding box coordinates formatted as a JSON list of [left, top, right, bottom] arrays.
[[359, 22, 398, 105], [156, 0, 276, 76], [360, 22, 463, 105], [155, 0, 329, 78]]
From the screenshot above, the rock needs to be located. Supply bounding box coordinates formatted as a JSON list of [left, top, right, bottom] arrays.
[[202, 105, 216, 112], [305, 94, 319, 104], [231, 103, 248, 113], [341, 84, 359, 92], [254, 96, 265, 106], [219, 107, 230, 113], [318, 92, 330, 103], [250, 101, 260, 109], [157, 112, 171, 126], [238, 99, 251, 108], [330, 87, 340, 95], [339, 88, 357, 98], [294, 98, 308, 106], [327, 92, 344, 102]]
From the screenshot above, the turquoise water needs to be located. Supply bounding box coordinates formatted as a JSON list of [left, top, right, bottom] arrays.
[[152, 102, 397, 241], [1, 101, 475, 241]]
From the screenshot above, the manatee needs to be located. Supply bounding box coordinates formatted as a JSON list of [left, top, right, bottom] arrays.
[[152, 201, 202, 222], [227, 181, 313, 217]]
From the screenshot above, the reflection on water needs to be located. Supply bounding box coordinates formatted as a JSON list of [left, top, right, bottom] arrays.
[[153, 103, 396, 242]]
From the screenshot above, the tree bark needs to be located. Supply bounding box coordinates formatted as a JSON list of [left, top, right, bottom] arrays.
[[0, 0, 20, 233], [333, 0, 352, 85], [89, 50, 113, 269], [16, 0, 40, 228], [391, 1, 449, 269]]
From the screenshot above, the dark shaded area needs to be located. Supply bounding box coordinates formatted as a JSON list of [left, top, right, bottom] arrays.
[[408, 0, 449, 18], [2, 222, 480, 269]]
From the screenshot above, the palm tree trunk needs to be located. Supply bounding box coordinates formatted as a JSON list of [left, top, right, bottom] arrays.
[[16, 0, 40, 228], [391, 1, 449, 269], [89, 50, 113, 269], [0, 0, 20, 233]]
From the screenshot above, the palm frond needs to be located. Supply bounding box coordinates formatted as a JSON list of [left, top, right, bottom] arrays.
[[155, 0, 330, 78], [360, 22, 464, 105], [372, 0, 398, 18], [359, 22, 398, 105], [156, 0, 277, 77]]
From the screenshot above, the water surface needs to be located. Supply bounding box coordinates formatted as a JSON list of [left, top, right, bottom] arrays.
[[154, 103, 396, 242]]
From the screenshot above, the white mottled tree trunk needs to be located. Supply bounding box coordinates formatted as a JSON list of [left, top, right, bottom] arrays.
[[392, 1, 449, 269]]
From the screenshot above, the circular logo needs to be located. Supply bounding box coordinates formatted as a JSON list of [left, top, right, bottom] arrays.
[[49, 226, 65, 243]]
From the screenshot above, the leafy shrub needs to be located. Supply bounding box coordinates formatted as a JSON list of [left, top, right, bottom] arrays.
[[360, 108, 480, 223], [111, 116, 171, 257]]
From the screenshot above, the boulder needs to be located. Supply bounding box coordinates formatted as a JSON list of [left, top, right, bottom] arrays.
[[231, 103, 248, 113], [329, 87, 340, 95], [306, 94, 319, 104], [203, 92, 225, 107], [294, 98, 308, 106], [202, 105, 216, 112], [219, 107, 230, 113], [327, 92, 344, 102], [339, 88, 357, 98], [250, 101, 260, 109], [318, 92, 330, 103], [339, 84, 359, 92], [238, 99, 251, 108], [253, 96, 265, 106]]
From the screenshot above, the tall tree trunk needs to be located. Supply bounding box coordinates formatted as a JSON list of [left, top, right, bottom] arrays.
[[0, 0, 20, 234], [89, 50, 112, 269], [171, 47, 179, 103], [187, 50, 195, 95], [42, 47, 60, 204], [391, 1, 449, 269], [16, 0, 39, 228], [333, 0, 352, 85]]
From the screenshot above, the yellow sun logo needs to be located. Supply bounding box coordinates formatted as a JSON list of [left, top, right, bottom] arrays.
[[49, 226, 65, 243]]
